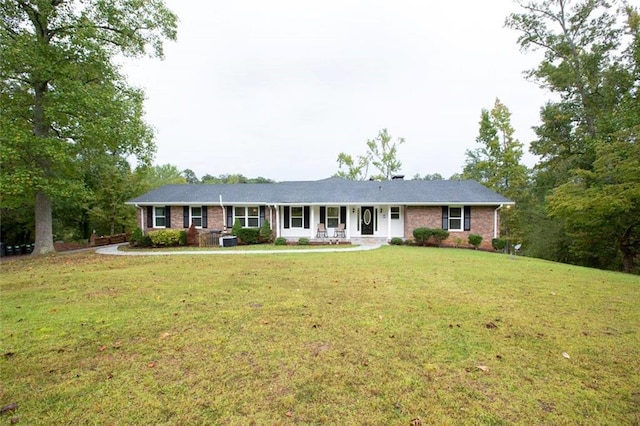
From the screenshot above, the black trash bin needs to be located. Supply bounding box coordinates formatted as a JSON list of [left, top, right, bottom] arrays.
[[6, 245, 13, 256], [221, 236, 237, 247]]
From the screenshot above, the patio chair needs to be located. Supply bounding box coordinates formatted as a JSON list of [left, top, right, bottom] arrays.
[[334, 223, 346, 238], [316, 223, 328, 238]]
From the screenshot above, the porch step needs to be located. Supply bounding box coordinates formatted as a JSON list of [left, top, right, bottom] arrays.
[[350, 237, 389, 245]]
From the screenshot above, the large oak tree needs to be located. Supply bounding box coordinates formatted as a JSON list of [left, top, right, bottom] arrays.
[[0, 0, 177, 254]]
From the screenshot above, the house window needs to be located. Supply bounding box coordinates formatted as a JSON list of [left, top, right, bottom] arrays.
[[234, 206, 260, 228], [390, 206, 400, 219], [326, 206, 339, 228], [291, 206, 304, 228], [191, 207, 202, 228], [449, 207, 463, 231], [154, 207, 166, 228]]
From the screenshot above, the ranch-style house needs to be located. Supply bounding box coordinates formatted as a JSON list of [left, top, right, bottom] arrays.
[[126, 177, 514, 249]]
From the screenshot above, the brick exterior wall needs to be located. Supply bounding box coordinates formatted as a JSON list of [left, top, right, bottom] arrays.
[[404, 206, 498, 249], [136, 206, 225, 235]]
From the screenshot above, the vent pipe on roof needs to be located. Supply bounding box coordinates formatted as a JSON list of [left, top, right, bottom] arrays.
[[391, 175, 405, 180]]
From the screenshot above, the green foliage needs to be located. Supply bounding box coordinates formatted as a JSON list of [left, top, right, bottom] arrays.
[[274, 237, 287, 246], [129, 227, 144, 247], [259, 220, 273, 243], [297, 237, 310, 246], [390, 237, 404, 245], [148, 229, 184, 247], [468, 234, 483, 249], [235, 228, 260, 245], [336, 128, 405, 180], [412, 227, 434, 246], [0, 0, 178, 254], [453, 236, 464, 248], [492, 238, 507, 251], [231, 219, 243, 237], [431, 229, 450, 246]]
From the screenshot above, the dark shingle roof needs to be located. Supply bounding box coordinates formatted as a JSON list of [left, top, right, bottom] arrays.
[[126, 177, 513, 206]]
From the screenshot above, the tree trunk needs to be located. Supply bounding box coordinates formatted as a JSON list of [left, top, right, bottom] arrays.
[[619, 227, 636, 274], [33, 191, 55, 255]]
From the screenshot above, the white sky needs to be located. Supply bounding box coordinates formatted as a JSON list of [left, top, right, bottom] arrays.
[[122, 0, 549, 182]]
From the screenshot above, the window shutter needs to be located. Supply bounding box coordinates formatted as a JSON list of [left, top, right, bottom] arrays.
[[146, 206, 153, 228], [202, 206, 208, 229], [283, 206, 290, 229], [442, 206, 449, 230], [226, 206, 233, 228], [183, 206, 189, 228], [340, 206, 347, 228], [320, 206, 326, 225], [165, 206, 171, 228], [464, 206, 471, 231], [259, 206, 266, 226], [303, 206, 310, 229]]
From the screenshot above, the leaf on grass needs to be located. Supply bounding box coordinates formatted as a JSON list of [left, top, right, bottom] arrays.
[[160, 332, 170, 340], [113, 340, 122, 348], [147, 361, 156, 368], [0, 403, 18, 414], [562, 352, 570, 359], [98, 345, 107, 352], [477, 365, 489, 372]]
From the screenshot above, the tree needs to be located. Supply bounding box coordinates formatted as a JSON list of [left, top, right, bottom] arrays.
[[183, 169, 200, 184], [462, 99, 529, 245], [336, 129, 405, 180], [412, 173, 444, 181], [463, 99, 529, 198], [138, 164, 186, 190], [506, 0, 640, 271], [0, 1, 177, 255]]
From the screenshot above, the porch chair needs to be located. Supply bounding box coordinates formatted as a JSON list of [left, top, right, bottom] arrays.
[[316, 223, 328, 238], [334, 223, 346, 238]]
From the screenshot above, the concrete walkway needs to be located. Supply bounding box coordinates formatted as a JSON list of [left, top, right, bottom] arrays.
[[96, 243, 383, 256]]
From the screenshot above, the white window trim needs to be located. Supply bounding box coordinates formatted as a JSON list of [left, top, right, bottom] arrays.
[[326, 206, 340, 229], [390, 206, 400, 220], [290, 206, 304, 228], [154, 207, 166, 228], [191, 206, 203, 229], [234, 206, 260, 228], [448, 206, 463, 232]]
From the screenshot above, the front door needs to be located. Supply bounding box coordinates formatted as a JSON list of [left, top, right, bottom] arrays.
[[361, 206, 374, 235]]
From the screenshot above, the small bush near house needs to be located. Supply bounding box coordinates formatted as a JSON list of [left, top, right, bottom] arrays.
[[235, 228, 260, 245], [492, 238, 507, 251], [259, 220, 273, 243], [129, 227, 144, 247], [412, 227, 433, 246], [148, 229, 185, 247], [274, 237, 287, 246], [431, 229, 450, 246], [453, 236, 464, 248], [231, 219, 243, 237], [298, 237, 310, 246], [390, 237, 403, 245], [468, 234, 483, 249]]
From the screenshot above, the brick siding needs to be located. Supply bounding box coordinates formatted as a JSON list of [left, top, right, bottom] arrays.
[[404, 206, 498, 249], [137, 206, 225, 235]]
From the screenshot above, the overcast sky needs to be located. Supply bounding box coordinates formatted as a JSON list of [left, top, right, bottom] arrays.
[[122, 0, 550, 182]]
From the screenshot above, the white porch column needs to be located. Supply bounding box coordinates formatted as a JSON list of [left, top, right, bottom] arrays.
[[346, 206, 351, 239], [387, 205, 392, 240], [275, 205, 281, 238], [310, 206, 316, 238]]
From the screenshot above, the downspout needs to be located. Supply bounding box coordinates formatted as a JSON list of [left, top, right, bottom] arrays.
[[219, 195, 225, 231], [494, 204, 504, 239]]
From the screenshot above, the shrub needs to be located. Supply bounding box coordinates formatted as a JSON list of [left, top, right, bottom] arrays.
[[274, 237, 287, 246], [148, 229, 184, 247], [140, 235, 153, 248], [453, 236, 464, 248], [492, 238, 507, 251], [390, 237, 403, 245], [129, 227, 144, 247], [431, 229, 450, 246], [231, 219, 243, 237], [412, 227, 433, 246], [259, 220, 273, 243], [468, 234, 483, 249], [235, 228, 260, 245], [298, 237, 310, 246]]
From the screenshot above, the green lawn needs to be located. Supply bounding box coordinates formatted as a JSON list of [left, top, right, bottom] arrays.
[[1, 247, 639, 425]]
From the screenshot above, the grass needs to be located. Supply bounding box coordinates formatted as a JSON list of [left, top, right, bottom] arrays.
[[120, 242, 357, 252], [1, 247, 639, 425]]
